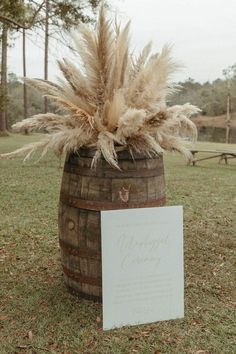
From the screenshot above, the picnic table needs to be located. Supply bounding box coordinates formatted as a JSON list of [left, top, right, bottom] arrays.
[[189, 149, 236, 166]]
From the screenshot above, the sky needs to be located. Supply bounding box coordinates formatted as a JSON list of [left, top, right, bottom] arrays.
[[8, 0, 236, 83]]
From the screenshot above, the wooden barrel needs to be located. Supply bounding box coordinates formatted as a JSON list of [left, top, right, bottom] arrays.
[[58, 149, 166, 302]]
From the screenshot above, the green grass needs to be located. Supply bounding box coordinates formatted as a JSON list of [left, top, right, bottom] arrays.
[[0, 134, 235, 354]]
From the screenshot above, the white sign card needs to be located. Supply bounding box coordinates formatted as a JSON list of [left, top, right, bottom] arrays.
[[101, 206, 184, 330]]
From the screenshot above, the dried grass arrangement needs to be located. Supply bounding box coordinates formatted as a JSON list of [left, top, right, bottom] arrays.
[[2, 5, 200, 169]]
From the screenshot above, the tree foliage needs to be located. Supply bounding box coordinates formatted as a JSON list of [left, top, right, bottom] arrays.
[[50, 0, 102, 29], [0, 1, 26, 29], [169, 72, 236, 116], [6, 62, 236, 128], [0, 0, 104, 132]]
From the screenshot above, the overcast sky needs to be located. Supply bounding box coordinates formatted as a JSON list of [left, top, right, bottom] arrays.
[[8, 0, 236, 83]]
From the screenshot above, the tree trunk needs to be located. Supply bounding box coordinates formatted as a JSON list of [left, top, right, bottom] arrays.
[[226, 93, 231, 144], [44, 0, 49, 113], [21, 0, 29, 134], [23, 27, 29, 121], [0, 24, 8, 133]]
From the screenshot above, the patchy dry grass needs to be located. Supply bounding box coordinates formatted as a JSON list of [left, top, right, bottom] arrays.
[[0, 134, 235, 354]]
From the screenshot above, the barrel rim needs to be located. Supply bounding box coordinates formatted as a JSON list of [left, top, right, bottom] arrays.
[[71, 147, 163, 160]]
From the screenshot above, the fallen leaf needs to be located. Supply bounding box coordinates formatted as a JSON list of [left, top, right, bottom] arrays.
[[86, 339, 94, 348], [96, 316, 101, 323], [140, 330, 151, 337], [50, 343, 58, 351], [0, 315, 8, 321], [28, 330, 33, 340]]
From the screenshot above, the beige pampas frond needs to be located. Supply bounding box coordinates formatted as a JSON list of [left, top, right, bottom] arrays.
[[57, 59, 95, 108], [108, 21, 130, 94], [172, 103, 201, 118], [72, 5, 115, 108], [56, 77, 94, 114], [95, 131, 120, 169], [127, 133, 163, 157], [25, 78, 63, 96], [161, 114, 198, 141], [125, 44, 178, 111], [116, 108, 146, 143], [12, 113, 80, 133], [144, 111, 168, 129], [1, 4, 200, 168], [161, 104, 201, 140], [106, 90, 126, 131], [1, 138, 51, 162], [97, 5, 115, 90], [49, 127, 94, 156], [157, 133, 193, 160], [131, 41, 152, 77]]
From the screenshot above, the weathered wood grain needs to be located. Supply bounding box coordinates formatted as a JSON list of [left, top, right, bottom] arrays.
[[58, 149, 166, 302]]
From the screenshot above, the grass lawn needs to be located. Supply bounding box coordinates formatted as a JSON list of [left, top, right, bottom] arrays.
[[0, 134, 235, 354]]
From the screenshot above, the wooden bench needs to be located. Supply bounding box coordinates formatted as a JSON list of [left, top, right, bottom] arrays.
[[189, 149, 236, 166]]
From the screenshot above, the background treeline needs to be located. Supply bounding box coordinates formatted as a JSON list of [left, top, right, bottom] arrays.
[[0, 0, 104, 134], [6, 64, 236, 128], [1, 0, 235, 132], [7, 73, 44, 128], [169, 65, 236, 116]]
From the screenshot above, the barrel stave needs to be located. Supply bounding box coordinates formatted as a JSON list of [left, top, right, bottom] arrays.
[[59, 151, 165, 301]]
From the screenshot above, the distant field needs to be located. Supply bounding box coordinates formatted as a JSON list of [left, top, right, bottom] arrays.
[[0, 134, 235, 354], [192, 113, 236, 128]]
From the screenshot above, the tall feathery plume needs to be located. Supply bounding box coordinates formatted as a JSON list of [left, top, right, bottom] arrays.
[[0, 4, 200, 167]]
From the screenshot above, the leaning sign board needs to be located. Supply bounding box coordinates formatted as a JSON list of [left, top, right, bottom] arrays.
[[101, 206, 184, 330]]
